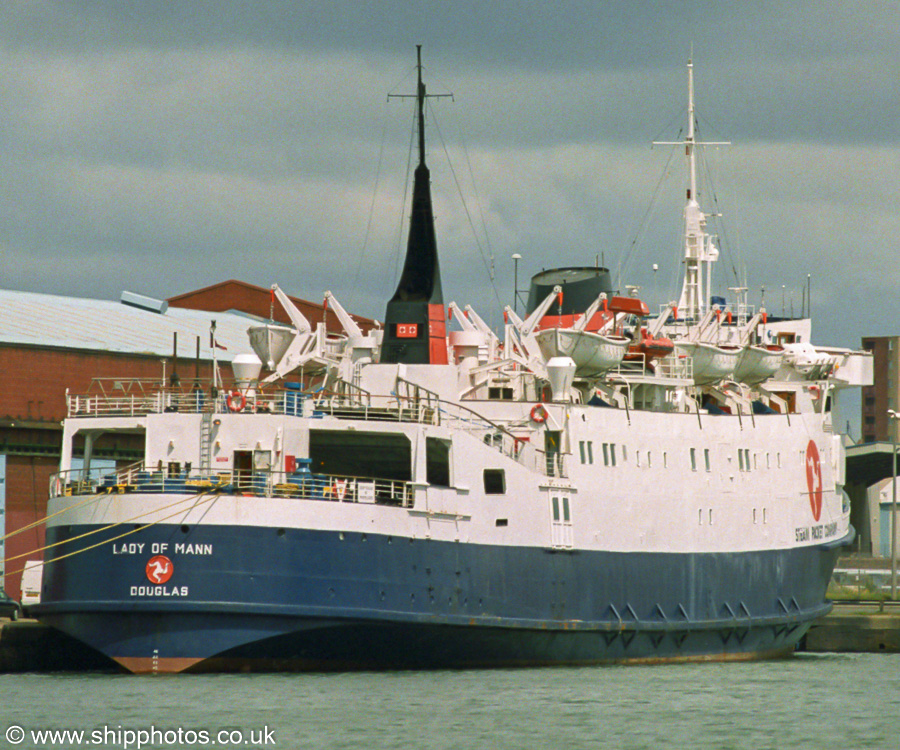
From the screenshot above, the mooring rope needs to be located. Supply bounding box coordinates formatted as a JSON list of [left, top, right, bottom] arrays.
[[0, 489, 113, 544], [3, 489, 219, 571]]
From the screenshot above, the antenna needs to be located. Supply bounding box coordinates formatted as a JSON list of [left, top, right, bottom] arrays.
[[388, 45, 453, 168], [653, 59, 730, 321]]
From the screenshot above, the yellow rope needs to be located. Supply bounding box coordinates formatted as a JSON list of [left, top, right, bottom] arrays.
[[4, 489, 218, 564], [0, 490, 111, 543], [3, 492, 222, 581]]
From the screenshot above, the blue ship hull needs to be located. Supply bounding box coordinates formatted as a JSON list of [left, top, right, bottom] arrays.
[[32, 522, 851, 672]]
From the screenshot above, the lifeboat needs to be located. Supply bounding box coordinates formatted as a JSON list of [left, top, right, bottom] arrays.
[[534, 291, 648, 377], [674, 341, 741, 385], [536, 327, 630, 376], [734, 344, 784, 385], [626, 327, 675, 365]]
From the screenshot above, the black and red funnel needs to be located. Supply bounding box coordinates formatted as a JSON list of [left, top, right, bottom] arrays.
[[380, 46, 448, 365]]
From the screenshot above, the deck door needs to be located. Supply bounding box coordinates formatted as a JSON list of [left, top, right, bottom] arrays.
[[549, 488, 575, 549]]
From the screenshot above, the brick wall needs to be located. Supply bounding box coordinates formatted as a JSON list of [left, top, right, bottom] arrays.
[[3, 455, 53, 598], [0, 346, 227, 424], [1, 345, 232, 598]]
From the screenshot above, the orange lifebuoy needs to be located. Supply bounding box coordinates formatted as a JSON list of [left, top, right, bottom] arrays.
[[808, 384, 821, 399], [530, 404, 548, 423], [226, 390, 246, 412]]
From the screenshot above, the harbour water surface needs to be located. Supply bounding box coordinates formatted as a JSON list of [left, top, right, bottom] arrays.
[[2, 654, 898, 749]]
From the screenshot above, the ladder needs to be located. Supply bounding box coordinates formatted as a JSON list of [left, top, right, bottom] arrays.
[[199, 412, 213, 473]]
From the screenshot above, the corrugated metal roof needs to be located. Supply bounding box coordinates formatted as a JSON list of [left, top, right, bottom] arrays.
[[0, 288, 265, 360]]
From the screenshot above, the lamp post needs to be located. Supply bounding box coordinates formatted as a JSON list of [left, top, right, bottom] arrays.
[[511, 253, 522, 315], [889, 409, 899, 600]]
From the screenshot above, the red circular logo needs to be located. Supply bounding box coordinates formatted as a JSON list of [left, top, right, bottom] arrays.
[[805, 440, 823, 521], [145, 555, 174, 584]]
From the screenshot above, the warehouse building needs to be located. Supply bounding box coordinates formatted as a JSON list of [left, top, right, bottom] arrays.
[[0, 281, 371, 597]]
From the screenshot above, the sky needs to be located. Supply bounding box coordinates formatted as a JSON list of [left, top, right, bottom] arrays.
[[1, 0, 898, 363]]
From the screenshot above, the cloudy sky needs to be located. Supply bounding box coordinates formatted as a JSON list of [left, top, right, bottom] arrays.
[[1, 0, 898, 360]]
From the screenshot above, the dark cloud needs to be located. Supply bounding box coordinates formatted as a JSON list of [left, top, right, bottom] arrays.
[[0, 0, 897, 378]]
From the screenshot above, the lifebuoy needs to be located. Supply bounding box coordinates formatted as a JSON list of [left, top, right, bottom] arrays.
[[530, 404, 548, 423], [226, 390, 246, 412]]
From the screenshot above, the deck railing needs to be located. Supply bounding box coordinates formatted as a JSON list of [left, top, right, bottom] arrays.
[[50, 462, 414, 507], [65, 378, 561, 477]]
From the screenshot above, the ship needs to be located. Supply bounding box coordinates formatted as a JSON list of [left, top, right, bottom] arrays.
[[30, 52, 871, 673]]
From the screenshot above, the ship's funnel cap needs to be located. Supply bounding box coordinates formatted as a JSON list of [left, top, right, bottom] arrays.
[[232, 353, 263, 389], [546, 357, 576, 402], [248, 324, 294, 370]]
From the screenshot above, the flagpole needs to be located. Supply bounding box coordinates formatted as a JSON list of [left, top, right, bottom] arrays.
[[210, 320, 218, 394]]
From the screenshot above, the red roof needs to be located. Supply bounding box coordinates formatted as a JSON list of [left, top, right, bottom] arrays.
[[167, 279, 376, 332]]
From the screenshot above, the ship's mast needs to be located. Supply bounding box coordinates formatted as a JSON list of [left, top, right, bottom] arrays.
[[655, 60, 729, 321], [380, 45, 452, 365]]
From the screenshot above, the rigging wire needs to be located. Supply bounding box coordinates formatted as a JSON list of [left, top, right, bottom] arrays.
[[615, 128, 682, 294], [384, 103, 417, 297], [695, 118, 742, 290], [349, 100, 391, 313], [429, 104, 504, 313]]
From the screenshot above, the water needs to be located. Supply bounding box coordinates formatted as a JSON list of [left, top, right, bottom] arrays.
[[2, 654, 898, 750]]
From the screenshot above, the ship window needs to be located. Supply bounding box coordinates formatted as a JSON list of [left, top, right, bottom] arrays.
[[488, 387, 514, 400], [577, 440, 594, 465], [310, 430, 411, 482], [426, 438, 451, 487], [483, 469, 505, 495], [604, 443, 615, 466], [636, 451, 641, 468], [562, 496, 571, 522], [704, 448, 711, 472], [552, 496, 560, 521], [738, 451, 745, 472], [647, 451, 652, 468], [663, 451, 668, 468], [690, 447, 697, 471]]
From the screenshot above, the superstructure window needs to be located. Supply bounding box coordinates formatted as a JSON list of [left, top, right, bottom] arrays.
[[310, 430, 411, 481], [484, 469, 505, 495], [602, 443, 617, 467], [578, 440, 594, 465], [426, 437, 451, 487]]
